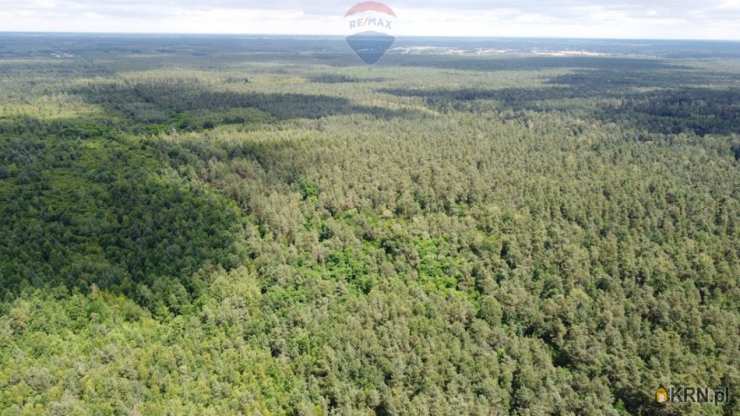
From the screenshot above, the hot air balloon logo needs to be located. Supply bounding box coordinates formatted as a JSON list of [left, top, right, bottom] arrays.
[[344, 1, 397, 64]]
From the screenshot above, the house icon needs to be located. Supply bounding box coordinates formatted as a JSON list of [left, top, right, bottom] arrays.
[[655, 387, 669, 404]]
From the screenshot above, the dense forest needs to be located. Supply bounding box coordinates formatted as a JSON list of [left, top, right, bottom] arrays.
[[0, 35, 738, 415]]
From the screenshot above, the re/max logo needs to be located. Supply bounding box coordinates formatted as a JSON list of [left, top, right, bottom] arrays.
[[349, 17, 392, 30], [656, 386, 729, 404]]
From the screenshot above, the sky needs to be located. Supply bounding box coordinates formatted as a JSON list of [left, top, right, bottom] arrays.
[[1, 0, 739, 40]]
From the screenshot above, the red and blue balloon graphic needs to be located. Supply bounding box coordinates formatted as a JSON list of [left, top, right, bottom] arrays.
[[345, 1, 397, 64]]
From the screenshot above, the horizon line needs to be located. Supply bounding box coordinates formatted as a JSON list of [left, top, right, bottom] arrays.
[[1, 31, 739, 43]]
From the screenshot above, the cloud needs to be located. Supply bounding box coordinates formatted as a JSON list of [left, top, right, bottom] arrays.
[[0, 0, 738, 39]]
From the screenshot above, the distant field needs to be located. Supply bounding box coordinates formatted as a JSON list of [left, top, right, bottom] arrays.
[[0, 34, 738, 415]]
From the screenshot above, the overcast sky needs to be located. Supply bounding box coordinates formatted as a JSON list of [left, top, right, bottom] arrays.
[[1, 0, 739, 40]]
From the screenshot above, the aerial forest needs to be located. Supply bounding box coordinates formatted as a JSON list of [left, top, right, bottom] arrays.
[[0, 35, 738, 415]]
